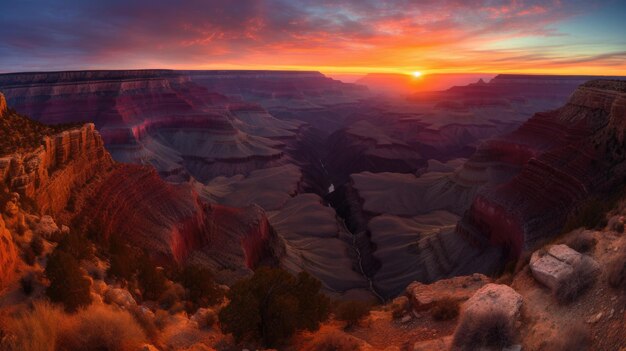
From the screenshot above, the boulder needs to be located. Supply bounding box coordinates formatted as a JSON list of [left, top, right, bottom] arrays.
[[461, 283, 523, 322], [451, 284, 523, 350], [406, 273, 490, 311], [530, 244, 600, 292], [104, 288, 137, 309]]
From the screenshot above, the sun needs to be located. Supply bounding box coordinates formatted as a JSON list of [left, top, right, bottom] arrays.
[[411, 71, 422, 78]]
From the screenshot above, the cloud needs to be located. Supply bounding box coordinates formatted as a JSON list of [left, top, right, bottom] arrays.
[[0, 0, 622, 74]]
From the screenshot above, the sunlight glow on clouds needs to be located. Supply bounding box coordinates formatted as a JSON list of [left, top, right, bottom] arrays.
[[0, 0, 624, 75]]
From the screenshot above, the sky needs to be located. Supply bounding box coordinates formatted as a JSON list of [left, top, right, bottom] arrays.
[[1, 0, 625, 77]]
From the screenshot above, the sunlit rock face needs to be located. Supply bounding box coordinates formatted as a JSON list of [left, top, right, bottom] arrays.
[[0, 123, 113, 216], [0, 100, 279, 285], [458, 80, 626, 258], [0, 211, 18, 290], [0, 93, 6, 116]]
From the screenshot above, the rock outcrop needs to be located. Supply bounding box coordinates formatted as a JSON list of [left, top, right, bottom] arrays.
[[0, 92, 6, 116], [0, 123, 113, 215], [0, 210, 18, 290], [529, 244, 600, 293], [406, 273, 491, 311], [458, 80, 626, 258]]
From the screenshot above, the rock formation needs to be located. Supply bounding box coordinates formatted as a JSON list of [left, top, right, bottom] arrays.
[[0, 123, 112, 215], [0, 206, 18, 290], [0, 92, 6, 116], [458, 80, 626, 258]]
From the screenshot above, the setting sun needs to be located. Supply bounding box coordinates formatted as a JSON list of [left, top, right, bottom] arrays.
[[412, 71, 422, 78]]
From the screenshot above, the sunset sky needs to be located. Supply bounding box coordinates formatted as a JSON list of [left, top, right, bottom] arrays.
[[1, 0, 625, 77]]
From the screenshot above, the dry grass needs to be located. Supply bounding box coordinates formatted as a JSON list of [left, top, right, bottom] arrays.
[[555, 256, 598, 304], [451, 310, 517, 351], [607, 248, 626, 289], [2, 301, 64, 351], [1, 302, 147, 351], [562, 229, 597, 253], [58, 304, 147, 351]]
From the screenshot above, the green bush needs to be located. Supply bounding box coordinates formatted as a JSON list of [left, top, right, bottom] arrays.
[[219, 268, 330, 347], [179, 265, 223, 309], [45, 250, 92, 312]]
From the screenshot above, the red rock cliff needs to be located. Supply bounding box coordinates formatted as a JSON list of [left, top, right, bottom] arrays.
[[457, 80, 626, 257], [0, 123, 113, 216]]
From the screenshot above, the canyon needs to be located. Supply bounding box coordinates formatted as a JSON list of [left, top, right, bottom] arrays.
[[1, 71, 625, 303]]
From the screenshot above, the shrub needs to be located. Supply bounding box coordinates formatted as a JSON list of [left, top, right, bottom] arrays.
[[137, 255, 167, 301], [178, 265, 223, 309], [562, 229, 596, 253], [30, 235, 44, 257], [23, 248, 36, 266], [607, 249, 626, 289], [45, 250, 92, 312], [430, 297, 460, 321], [312, 331, 361, 351], [2, 301, 64, 351], [107, 235, 140, 281], [158, 283, 185, 310], [555, 256, 598, 304], [608, 216, 625, 233], [561, 198, 608, 234], [335, 300, 370, 330], [20, 275, 34, 296], [58, 304, 147, 351], [219, 268, 330, 347], [451, 310, 516, 351], [56, 232, 94, 262], [545, 323, 591, 351]]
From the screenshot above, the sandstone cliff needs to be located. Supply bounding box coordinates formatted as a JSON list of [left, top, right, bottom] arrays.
[[0, 123, 113, 216]]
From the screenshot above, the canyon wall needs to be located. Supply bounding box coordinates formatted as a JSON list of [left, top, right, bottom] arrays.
[[0, 123, 113, 216], [458, 80, 626, 257]]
